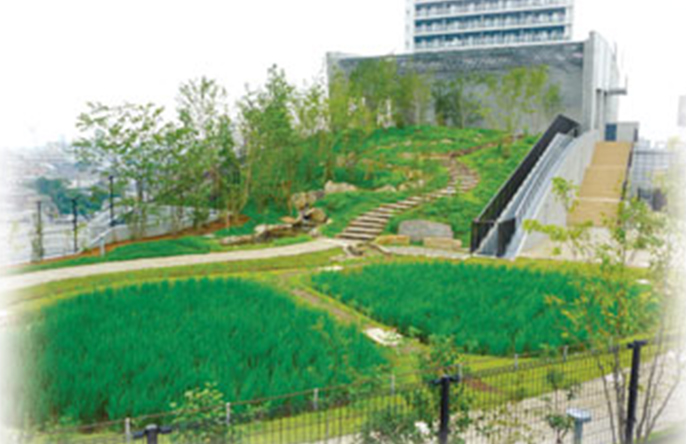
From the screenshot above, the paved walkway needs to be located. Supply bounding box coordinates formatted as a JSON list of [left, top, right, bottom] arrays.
[[383, 246, 468, 260], [0, 239, 349, 292]]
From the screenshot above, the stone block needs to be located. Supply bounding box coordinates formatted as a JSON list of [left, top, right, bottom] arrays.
[[375, 235, 411, 246], [325, 181, 358, 194], [423, 237, 463, 251], [398, 220, 454, 242]]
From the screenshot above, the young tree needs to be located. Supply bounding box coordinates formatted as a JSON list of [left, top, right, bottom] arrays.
[[237, 65, 299, 211], [168, 77, 237, 228], [433, 74, 488, 129], [525, 178, 683, 444], [74, 102, 168, 238], [393, 69, 432, 128], [485, 66, 561, 136], [294, 79, 332, 186], [349, 58, 398, 128]]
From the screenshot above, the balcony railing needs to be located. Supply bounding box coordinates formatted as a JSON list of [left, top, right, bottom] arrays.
[[414, 14, 568, 36], [414, 28, 567, 50], [415, 0, 572, 20]]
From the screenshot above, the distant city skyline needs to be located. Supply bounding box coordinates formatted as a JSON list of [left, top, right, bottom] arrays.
[[0, 0, 684, 150]]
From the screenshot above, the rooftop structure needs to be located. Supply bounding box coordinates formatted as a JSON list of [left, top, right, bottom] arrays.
[[330, 32, 622, 134], [405, 0, 574, 52]]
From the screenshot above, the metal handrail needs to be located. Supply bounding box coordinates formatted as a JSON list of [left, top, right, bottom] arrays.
[[470, 115, 580, 253]]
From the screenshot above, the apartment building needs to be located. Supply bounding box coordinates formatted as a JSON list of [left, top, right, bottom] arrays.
[[405, 0, 574, 52]]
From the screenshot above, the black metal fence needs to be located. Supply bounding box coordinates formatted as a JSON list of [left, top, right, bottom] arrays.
[[470, 115, 580, 255], [24, 335, 683, 444]]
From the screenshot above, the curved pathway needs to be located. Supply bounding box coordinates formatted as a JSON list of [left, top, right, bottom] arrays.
[[0, 239, 349, 292]]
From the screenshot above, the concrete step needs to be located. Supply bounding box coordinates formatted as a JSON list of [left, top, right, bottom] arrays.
[[568, 199, 619, 227], [591, 142, 632, 166], [365, 209, 393, 217], [336, 232, 376, 241], [381, 203, 415, 211], [371, 207, 397, 215], [349, 219, 387, 228], [355, 215, 389, 224], [405, 196, 428, 204], [345, 225, 383, 235]]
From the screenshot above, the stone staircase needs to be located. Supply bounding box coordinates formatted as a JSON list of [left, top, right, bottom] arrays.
[[568, 141, 632, 226], [336, 161, 478, 242]]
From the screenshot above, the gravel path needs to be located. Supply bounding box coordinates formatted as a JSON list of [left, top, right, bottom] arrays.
[[0, 239, 348, 292]]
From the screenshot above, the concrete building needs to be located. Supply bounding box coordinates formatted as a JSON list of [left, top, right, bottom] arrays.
[[405, 0, 574, 53], [329, 32, 624, 133]]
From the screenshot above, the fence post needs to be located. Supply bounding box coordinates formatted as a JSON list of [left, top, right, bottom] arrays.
[[433, 374, 460, 444], [625, 340, 648, 444], [125, 417, 131, 442], [109, 174, 115, 227], [563, 346, 569, 362], [144, 424, 159, 444], [72, 198, 78, 253], [514, 354, 519, 370], [226, 402, 231, 426], [313, 388, 319, 411]]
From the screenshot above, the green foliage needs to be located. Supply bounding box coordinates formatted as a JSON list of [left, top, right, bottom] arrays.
[[214, 203, 284, 237], [312, 262, 651, 356], [164, 76, 237, 229], [358, 408, 425, 444], [388, 136, 535, 244], [11, 278, 385, 426], [432, 75, 487, 128], [238, 65, 300, 211], [34, 177, 111, 216], [74, 102, 169, 238], [170, 383, 236, 444], [484, 66, 562, 134]]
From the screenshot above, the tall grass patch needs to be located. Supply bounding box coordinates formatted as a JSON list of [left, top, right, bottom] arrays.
[[312, 262, 649, 356], [10, 278, 385, 426]]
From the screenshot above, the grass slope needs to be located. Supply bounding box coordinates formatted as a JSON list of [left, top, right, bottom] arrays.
[[388, 136, 538, 245]]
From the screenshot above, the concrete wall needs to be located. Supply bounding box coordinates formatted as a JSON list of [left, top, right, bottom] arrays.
[[581, 32, 622, 133], [329, 41, 584, 134], [519, 129, 600, 254], [613, 122, 640, 142], [328, 32, 622, 134]]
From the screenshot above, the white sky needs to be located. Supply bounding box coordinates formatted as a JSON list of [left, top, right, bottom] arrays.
[[0, 0, 684, 150]]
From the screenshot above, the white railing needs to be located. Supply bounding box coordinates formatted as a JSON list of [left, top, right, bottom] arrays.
[[415, 13, 568, 35], [415, 0, 572, 19], [415, 29, 566, 50]]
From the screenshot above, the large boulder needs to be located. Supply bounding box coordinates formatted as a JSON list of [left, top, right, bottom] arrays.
[[304, 207, 328, 224], [291, 191, 323, 211], [254, 224, 297, 241], [325, 181, 358, 194], [220, 234, 255, 246], [398, 220, 454, 242], [291, 193, 309, 211]]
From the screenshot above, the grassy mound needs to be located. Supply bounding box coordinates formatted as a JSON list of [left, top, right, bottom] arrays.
[[388, 136, 538, 245], [312, 262, 649, 356], [11, 279, 385, 426]]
